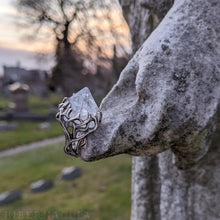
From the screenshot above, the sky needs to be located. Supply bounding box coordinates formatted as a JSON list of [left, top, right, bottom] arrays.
[[0, 1, 130, 74], [0, 0, 54, 72]]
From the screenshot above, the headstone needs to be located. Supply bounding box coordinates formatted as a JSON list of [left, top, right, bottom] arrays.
[[61, 167, 81, 180], [9, 82, 29, 112], [39, 122, 51, 130], [30, 179, 53, 193], [0, 190, 22, 205]]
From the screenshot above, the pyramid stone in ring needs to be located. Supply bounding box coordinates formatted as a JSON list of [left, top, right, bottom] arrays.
[[67, 87, 99, 120]]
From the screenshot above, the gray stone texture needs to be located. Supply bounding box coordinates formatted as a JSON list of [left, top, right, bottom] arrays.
[[81, 0, 220, 168], [30, 179, 53, 193], [78, 0, 220, 219], [119, 0, 173, 52], [61, 167, 81, 180], [0, 190, 22, 205]]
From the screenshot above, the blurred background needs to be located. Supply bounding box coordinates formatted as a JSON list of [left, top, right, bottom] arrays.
[[0, 0, 132, 219]]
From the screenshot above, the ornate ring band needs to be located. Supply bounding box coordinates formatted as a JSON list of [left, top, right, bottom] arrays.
[[56, 87, 102, 157]]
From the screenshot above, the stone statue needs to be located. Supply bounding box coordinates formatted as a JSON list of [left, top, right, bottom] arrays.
[[57, 0, 220, 219]]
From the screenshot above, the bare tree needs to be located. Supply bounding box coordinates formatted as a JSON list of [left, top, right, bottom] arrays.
[[15, 0, 131, 95]]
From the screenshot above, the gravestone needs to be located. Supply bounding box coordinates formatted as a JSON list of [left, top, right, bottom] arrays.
[[0, 190, 22, 205], [9, 82, 29, 112], [61, 167, 81, 180], [30, 179, 53, 193]]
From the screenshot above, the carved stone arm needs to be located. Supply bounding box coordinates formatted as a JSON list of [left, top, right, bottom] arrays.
[[80, 0, 220, 169]]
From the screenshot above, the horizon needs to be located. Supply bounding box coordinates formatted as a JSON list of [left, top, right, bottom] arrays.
[[0, 47, 55, 75]]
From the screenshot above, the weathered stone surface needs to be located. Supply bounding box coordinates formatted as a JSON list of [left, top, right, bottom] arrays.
[[131, 156, 161, 220], [80, 0, 220, 170], [61, 167, 81, 180], [77, 1, 220, 219], [131, 123, 220, 220], [119, 0, 173, 52], [30, 179, 53, 193], [0, 190, 22, 205]]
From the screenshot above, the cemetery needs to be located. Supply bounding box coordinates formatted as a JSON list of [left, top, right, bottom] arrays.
[[0, 0, 219, 219], [0, 91, 63, 151], [0, 142, 131, 219]]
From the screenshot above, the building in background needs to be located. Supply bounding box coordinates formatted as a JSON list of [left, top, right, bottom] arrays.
[[2, 65, 49, 97]]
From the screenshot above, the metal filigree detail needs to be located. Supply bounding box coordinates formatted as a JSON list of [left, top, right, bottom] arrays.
[[56, 96, 102, 157]]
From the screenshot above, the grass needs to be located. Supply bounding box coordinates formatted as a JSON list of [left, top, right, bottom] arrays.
[[0, 142, 132, 220], [0, 121, 63, 151], [0, 93, 63, 114], [0, 93, 64, 151], [29, 93, 63, 114], [29, 93, 63, 107], [0, 92, 103, 151]]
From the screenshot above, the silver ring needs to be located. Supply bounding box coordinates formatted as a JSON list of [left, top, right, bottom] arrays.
[[56, 87, 102, 157]]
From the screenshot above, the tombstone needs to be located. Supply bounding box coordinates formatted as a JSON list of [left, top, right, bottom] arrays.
[[0, 190, 22, 205], [61, 167, 81, 180], [39, 122, 51, 130], [30, 179, 53, 193], [9, 82, 29, 112]]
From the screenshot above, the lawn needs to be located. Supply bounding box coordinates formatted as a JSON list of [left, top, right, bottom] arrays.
[[0, 142, 132, 220], [0, 93, 63, 114], [0, 121, 63, 151], [0, 93, 64, 151], [0, 92, 104, 151], [28, 93, 63, 114]]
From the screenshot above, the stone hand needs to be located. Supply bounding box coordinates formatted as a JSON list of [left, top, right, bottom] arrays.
[[79, 0, 220, 169]]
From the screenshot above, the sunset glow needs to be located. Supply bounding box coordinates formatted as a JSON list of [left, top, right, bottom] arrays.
[[0, 1, 131, 54], [0, 0, 55, 53], [0, 0, 131, 72]]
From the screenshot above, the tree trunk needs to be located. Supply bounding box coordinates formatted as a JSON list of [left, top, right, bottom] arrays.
[[118, 0, 220, 219]]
